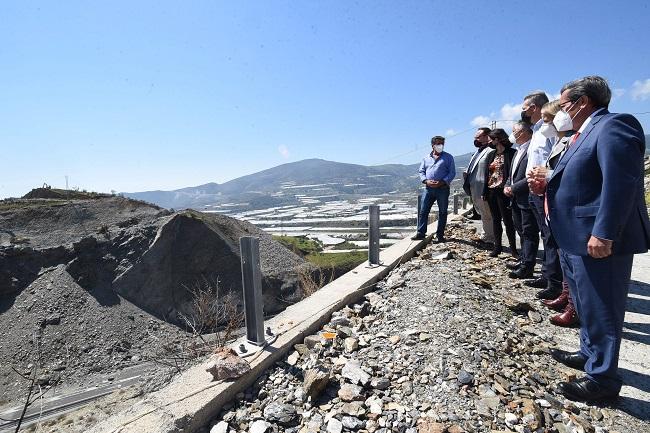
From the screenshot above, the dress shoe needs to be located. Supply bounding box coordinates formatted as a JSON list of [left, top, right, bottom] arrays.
[[488, 248, 501, 257], [525, 277, 547, 288], [509, 266, 533, 279], [543, 288, 569, 311], [411, 233, 425, 240], [434, 237, 446, 243], [506, 261, 521, 270], [549, 348, 587, 370], [537, 285, 562, 300], [550, 302, 579, 327], [556, 377, 619, 402]]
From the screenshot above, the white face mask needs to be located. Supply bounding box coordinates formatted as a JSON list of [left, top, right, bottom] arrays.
[[508, 133, 517, 144], [433, 144, 444, 153], [553, 101, 584, 132], [539, 122, 558, 138]]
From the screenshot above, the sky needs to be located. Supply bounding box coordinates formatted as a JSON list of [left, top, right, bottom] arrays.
[[2, 0, 650, 198]]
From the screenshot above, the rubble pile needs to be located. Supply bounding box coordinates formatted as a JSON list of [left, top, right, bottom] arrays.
[[207, 222, 645, 433]]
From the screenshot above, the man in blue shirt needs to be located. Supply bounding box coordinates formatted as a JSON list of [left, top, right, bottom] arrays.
[[412, 136, 456, 242]]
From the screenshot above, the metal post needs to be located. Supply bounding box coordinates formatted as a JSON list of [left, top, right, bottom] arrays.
[[240, 236, 265, 346], [453, 194, 460, 214], [368, 205, 380, 265]]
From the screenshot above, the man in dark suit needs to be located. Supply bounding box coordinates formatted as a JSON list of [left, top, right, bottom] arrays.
[[505, 121, 538, 279], [533, 76, 650, 401]]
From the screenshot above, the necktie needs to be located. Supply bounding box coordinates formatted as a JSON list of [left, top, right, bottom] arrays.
[[569, 131, 581, 147]]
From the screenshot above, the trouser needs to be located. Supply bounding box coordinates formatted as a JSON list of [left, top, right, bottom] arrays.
[[486, 188, 516, 252], [511, 200, 539, 269], [417, 186, 449, 238], [470, 187, 494, 242], [560, 250, 633, 393], [529, 194, 562, 287]]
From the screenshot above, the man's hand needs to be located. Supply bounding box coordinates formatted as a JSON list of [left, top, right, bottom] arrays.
[[426, 180, 440, 188], [504, 186, 513, 197], [587, 235, 613, 258], [527, 166, 548, 195]]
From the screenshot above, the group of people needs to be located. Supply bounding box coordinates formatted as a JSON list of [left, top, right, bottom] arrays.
[[415, 76, 650, 403]]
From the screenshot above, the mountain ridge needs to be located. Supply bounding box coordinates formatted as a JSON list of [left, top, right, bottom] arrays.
[[123, 155, 473, 210]]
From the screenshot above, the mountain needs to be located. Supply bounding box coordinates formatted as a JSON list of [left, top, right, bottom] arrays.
[[124, 155, 473, 210]]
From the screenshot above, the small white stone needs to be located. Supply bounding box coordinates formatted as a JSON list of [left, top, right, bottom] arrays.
[[326, 418, 343, 433], [210, 421, 229, 433]]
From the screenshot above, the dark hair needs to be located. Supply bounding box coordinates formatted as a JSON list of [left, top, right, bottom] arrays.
[[488, 128, 512, 148], [477, 127, 491, 136], [560, 75, 611, 109], [523, 91, 549, 108], [431, 135, 445, 143]]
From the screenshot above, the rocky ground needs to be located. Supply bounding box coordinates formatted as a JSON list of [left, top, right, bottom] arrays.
[[206, 222, 649, 433]]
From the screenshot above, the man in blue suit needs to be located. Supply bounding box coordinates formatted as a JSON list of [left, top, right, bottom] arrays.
[[534, 76, 650, 401]]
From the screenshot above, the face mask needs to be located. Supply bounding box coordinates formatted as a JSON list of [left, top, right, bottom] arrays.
[[488, 141, 497, 149], [433, 144, 444, 153], [508, 133, 517, 144], [473, 139, 484, 148], [553, 101, 584, 132], [521, 110, 532, 123], [539, 122, 558, 138]]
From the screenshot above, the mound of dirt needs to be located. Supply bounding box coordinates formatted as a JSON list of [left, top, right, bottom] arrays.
[[0, 196, 313, 404]]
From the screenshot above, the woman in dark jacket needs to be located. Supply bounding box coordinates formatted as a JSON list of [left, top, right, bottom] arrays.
[[482, 128, 518, 258]]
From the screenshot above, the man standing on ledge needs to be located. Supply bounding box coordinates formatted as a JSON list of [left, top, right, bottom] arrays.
[[531, 76, 650, 401], [412, 135, 456, 242]]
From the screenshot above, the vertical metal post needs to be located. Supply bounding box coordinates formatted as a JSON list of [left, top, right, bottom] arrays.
[[240, 236, 265, 346], [453, 194, 460, 214], [368, 205, 380, 265]]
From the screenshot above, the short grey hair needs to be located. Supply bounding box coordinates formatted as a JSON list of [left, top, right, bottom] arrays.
[[560, 75, 611, 109], [523, 91, 549, 108], [513, 120, 533, 135]]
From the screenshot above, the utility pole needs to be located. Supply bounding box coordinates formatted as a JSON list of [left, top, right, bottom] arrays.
[[65, 176, 69, 190], [490, 120, 497, 130]]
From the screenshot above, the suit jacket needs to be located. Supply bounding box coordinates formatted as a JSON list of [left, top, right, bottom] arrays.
[[547, 110, 650, 256], [482, 147, 516, 198], [506, 149, 530, 208], [463, 147, 494, 197]]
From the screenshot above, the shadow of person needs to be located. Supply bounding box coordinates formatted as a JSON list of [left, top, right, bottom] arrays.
[[622, 321, 650, 345], [614, 394, 650, 421]]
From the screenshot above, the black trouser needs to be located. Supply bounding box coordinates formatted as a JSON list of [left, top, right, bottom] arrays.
[[529, 193, 562, 287], [487, 188, 517, 252], [511, 199, 539, 269]]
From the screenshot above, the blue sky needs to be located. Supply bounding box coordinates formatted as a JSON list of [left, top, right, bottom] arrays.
[[2, 0, 650, 198]]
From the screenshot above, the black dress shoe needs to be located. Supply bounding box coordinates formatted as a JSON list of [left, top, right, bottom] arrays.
[[537, 285, 562, 300], [557, 377, 619, 402], [434, 237, 446, 243], [509, 266, 534, 279], [411, 233, 425, 240], [549, 349, 587, 370], [525, 277, 547, 288], [506, 261, 522, 270]]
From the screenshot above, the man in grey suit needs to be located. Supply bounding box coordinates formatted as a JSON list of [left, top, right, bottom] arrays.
[[463, 127, 494, 243]]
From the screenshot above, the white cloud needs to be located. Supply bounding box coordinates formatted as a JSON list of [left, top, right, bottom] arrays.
[[499, 103, 522, 121], [612, 88, 626, 100], [278, 144, 290, 158], [445, 129, 456, 136], [631, 79, 650, 101], [470, 115, 491, 127]]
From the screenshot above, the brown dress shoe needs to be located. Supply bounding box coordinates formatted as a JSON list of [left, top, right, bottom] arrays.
[[550, 301, 579, 327], [543, 287, 569, 311]]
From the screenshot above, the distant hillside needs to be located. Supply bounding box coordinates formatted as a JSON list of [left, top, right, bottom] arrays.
[[123, 156, 468, 210]]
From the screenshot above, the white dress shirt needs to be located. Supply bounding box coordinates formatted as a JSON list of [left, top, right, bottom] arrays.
[[510, 139, 530, 184], [525, 119, 556, 174]]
